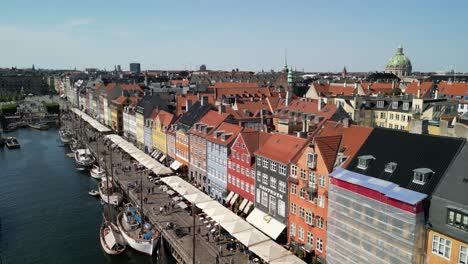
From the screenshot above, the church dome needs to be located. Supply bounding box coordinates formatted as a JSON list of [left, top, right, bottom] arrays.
[[386, 45, 412, 69]]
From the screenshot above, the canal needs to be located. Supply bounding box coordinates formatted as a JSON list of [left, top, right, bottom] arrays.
[[0, 128, 168, 264]]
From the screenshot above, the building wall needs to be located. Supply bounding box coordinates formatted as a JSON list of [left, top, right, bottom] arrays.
[[189, 134, 207, 190], [135, 112, 145, 148], [167, 132, 176, 160], [152, 118, 167, 154], [227, 135, 255, 202], [426, 229, 468, 264], [326, 179, 426, 264], [123, 110, 130, 138], [254, 155, 289, 224], [288, 145, 329, 259], [175, 130, 189, 165], [143, 123, 153, 153], [373, 110, 412, 130], [206, 142, 228, 201]]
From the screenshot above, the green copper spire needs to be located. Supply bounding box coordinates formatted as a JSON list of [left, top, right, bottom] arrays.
[[287, 66, 294, 83]]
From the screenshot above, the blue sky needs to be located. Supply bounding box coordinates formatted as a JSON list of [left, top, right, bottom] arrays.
[[1, 0, 467, 72]]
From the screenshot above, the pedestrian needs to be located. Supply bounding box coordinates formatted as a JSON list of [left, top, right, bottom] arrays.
[[152, 187, 154, 193], [159, 207, 163, 214], [188, 226, 191, 233], [206, 233, 209, 241], [164, 205, 167, 212], [197, 227, 201, 234]]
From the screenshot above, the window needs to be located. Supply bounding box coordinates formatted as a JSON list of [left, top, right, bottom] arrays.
[[257, 171, 262, 182], [460, 246, 467, 264], [299, 207, 305, 218], [270, 177, 277, 189], [290, 223, 296, 237], [261, 191, 268, 207], [250, 186, 255, 195], [299, 188, 306, 199], [318, 175, 326, 187], [257, 156, 262, 164], [245, 183, 249, 194], [377, 101, 384, 108], [300, 169, 307, 180], [316, 237, 323, 252], [298, 227, 304, 241], [307, 152, 317, 169], [432, 234, 451, 259], [413, 168, 434, 185], [318, 195, 324, 208], [307, 232, 313, 246], [317, 216, 324, 229], [380, 112, 386, 118], [403, 102, 409, 111], [291, 165, 297, 178], [395, 114, 400, 120], [269, 196, 276, 215], [278, 200, 285, 217], [291, 184, 297, 195], [401, 115, 406, 122], [279, 181, 286, 193], [256, 188, 261, 204], [305, 211, 313, 225], [279, 164, 287, 175], [392, 101, 398, 109], [270, 161, 277, 171], [385, 162, 398, 173], [448, 209, 468, 231], [262, 173, 269, 185], [291, 203, 297, 214], [357, 155, 375, 170], [262, 158, 269, 168], [309, 171, 316, 185], [389, 113, 394, 120], [251, 170, 255, 178]]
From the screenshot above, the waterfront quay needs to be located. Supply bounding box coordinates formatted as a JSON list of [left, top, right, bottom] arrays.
[[66, 113, 251, 264]]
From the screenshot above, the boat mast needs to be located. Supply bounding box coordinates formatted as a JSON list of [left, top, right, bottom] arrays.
[[140, 169, 144, 234]]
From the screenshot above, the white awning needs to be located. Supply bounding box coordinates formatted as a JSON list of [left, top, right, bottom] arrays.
[[184, 192, 212, 204], [170, 160, 183, 171], [270, 255, 307, 264], [225, 191, 235, 203], [204, 207, 230, 218], [243, 201, 253, 214], [105, 134, 172, 175], [211, 211, 239, 224], [72, 108, 111, 133], [249, 240, 291, 262], [246, 208, 286, 240], [229, 193, 239, 205], [196, 201, 223, 210], [159, 154, 167, 162], [238, 199, 249, 211], [232, 229, 269, 247], [220, 219, 253, 234]]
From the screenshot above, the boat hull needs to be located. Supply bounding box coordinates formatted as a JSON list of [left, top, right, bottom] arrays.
[[117, 212, 157, 255], [90, 166, 105, 180], [99, 182, 123, 205], [100, 225, 126, 255]]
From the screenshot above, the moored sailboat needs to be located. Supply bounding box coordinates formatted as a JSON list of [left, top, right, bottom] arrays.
[[59, 128, 72, 144], [98, 179, 123, 205], [90, 165, 106, 180], [74, 149, 95, 170], [100, 220, 126, 255]]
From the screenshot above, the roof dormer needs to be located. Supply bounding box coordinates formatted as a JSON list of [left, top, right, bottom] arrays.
[[412, 168, 434, 185], [357, 155, 375, 170], [385, 162, 398, 173]]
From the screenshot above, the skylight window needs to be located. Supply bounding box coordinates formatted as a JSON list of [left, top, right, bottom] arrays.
[[376, 101, 384, 108], [357, 155, 375, 170], [412, 168, 434, 185], [392, 101, 398, 109], [385, 162, 398, 173]]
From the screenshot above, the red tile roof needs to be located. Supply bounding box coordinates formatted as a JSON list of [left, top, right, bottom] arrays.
[[255, 133, 309, 164], [213, 87, 271, 99], [360, 82, 398, 95], [315, 135, 342, 173], [438, 81, 468, 103], [156, 110, 175, 128], [113, 96, 127, 104], [120, 84, 144, 93], [405, 81, 433, 97], [189, 110, 230, 138], [238, 130, 272, 155], [207, 122, 244, 146], [210, 82, 261, 89]]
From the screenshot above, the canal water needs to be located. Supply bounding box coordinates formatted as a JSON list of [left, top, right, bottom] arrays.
[[0, 128, 170, 264]]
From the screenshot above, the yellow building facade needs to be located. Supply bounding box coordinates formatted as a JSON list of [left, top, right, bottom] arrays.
[[426, 229, 467, 264], [152, 115, 168, 154], [373, 110, 412, 130]]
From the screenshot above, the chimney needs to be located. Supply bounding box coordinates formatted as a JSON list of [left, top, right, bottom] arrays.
[[343, 118, 350, 128], [186, 99, 192, 111], [391, 81, 395, 90], [260, 108, 264, 131], [218, 104, 225, 114], [285, 91, 291, 106], [302, 119, 307, 132], [318, 97, 322, 111], [343, 81, 346, 87], [417, 87, 421, 99], [434, 88, 439, 99]]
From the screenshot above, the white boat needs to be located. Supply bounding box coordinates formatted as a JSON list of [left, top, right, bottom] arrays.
[[59, 129, 72, 144], [116, 209, 159, 255], [5, 137, 20, 149], [100, 221, 126, 255], [74, 149, 95, 170], [69, 138, 79, 153], [99, 180, 123, 205], [88, 189, 100, 196], [90, 165, 106, 180]]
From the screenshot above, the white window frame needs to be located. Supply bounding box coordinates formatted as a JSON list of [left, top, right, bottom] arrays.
[[279, 164, 287, 176], [460, 245, 467, 264], [432, 234, 451, 259]]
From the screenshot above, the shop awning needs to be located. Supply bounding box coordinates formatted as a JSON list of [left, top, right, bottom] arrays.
[[170, 160, 183, 171], [238, 199, 249, 211], [249, 240, 292, 262], [246, 208, 286, 240], [72, 108, 111, 133], [184, 192, 212, 204], [159, 154, 167, 162], [220, 219, 253, 234], [196, 201, 223, 210], [243, 201, 253, 214], [229, 193, 239, 205], [232, 229, 270, 247], [225, 191, 235, 203]]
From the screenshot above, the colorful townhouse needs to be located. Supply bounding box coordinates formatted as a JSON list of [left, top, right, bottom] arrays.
[[426, 143, 468, 264], [152, 109, 175, 159], [247, 133, 308, 243], [143, 109, 159, 154], [206, 122, 243, 201], [227, 130, 271, 215], [110, 96, 139, 133], [122, 105, 137, 142], [175, 101, 212, 167], [188, 110, 230, 190], [326, 129, 465, 264], [287, 121, 372, 263]]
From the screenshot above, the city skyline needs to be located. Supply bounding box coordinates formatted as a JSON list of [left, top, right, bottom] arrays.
[[1, 0, 467, 72]]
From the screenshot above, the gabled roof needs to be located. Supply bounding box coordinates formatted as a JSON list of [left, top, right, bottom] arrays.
[[156, 110, 175, 128], [438, 81, 468, 96], [120, 83, 144, 93], [345, 128, 465, 195], [315, 135, 342, 173], [255, 133, 309, 164], [237, 130, 272, 155], [207, 122, 244, 146]]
